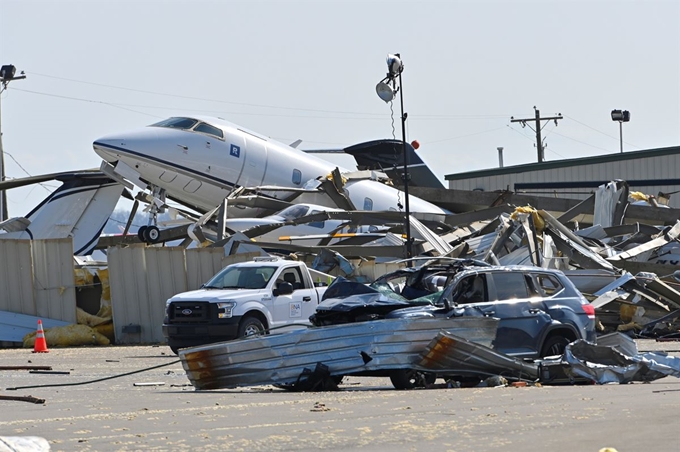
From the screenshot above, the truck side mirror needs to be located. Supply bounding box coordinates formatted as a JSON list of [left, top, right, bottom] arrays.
[[273, 282, 293, 296]]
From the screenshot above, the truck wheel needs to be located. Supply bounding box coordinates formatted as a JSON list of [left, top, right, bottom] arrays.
[[238, 316, 266, 337], [389, 369, 436, 390], [540, 335, 570, 358]]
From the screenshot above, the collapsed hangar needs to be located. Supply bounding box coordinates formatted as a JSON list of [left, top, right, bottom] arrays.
[[444, 145, 680, 208]]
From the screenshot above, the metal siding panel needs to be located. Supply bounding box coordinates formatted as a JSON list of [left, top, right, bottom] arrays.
[[144, 247, 186, 343], [0, 240, 35, 315], [186, 248, 224, 290], [32, 238, 77, 323], [109, 245, 150, 345], [220, 252, 261, 270]]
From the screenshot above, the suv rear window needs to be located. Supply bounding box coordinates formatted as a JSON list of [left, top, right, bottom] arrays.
[[534, 274, 564, 296], [492, 272, 530, 300]]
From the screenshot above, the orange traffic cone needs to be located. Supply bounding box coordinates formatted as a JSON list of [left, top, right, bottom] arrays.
[[33, 319, 49, 353]]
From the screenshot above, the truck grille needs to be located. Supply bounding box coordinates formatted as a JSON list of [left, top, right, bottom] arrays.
[[169, 302, 210, 323]]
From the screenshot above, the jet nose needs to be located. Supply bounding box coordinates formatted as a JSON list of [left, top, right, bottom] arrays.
[[92, 127, 160, 162], [93, 135, 121, 162]]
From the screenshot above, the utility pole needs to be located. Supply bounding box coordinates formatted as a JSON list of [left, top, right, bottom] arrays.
[[0, 65, 27, 221], [510, 106, 563, 163]]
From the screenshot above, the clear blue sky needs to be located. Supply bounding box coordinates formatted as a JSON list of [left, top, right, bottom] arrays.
[[1, 0, 678, 217]]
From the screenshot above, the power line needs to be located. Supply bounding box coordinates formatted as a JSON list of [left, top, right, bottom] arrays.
[[547, 130, 612, 153], [28, 72, 383, 117], [3, 151, 52, 193], [28, 72, 520, 121], [12, 88, 163, 118], [564, 115, 640, 149]]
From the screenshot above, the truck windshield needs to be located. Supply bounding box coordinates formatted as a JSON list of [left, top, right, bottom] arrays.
[[204, 266, 277, 290]]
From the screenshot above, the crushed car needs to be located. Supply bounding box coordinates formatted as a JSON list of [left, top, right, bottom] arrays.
[[310, 259, 596, 388]]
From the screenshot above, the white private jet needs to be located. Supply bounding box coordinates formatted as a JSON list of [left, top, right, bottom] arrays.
[[92, 116, 446, 242]]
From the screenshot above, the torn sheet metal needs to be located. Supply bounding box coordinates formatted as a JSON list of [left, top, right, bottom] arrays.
[[594, 180, 626, 228], [634, 273, 680, 310], [639, 308, 680, 338], [409, 216, 454, 257], [416, 331, 539, 381], [595, 332, 638, 357], [0, 310, 71, 343], [593, 273, 636, 296], [564, 269, 620, 295], [179, 317, 499, 390], [608, 221, 680, 262], [518, 213, 542, 267], [562, 337, 680, 384]]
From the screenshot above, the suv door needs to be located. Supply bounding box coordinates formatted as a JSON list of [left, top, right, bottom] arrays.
[[464, 271, 551, 358]]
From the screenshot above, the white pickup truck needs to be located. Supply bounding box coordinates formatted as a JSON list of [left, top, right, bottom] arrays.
[[162, 257, 332, 353]]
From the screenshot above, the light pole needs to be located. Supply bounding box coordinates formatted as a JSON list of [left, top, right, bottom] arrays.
[[376, 54, 412, 261], [611, 109, 630, 153], [0, 64, 26, 221]]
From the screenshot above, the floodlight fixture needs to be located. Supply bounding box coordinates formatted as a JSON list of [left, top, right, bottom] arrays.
[[611, 109, 630, 153], [375, 80, 395, 103]]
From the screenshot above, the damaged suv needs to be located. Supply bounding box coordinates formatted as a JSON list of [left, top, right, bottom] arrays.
[[311, 260, 596, 387]]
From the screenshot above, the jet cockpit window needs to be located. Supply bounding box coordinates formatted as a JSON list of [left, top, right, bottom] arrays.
[[278, 205, 310, 220], [194, 122, 224, 139], [307, 209, 325, 228], [151, 117, 225, 140], [151, 117, 198, 130]]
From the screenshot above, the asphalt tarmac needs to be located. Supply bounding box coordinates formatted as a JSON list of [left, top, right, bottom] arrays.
[[1, 341, 678, 452]]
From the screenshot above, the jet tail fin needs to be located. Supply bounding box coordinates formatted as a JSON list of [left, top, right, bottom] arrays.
[[308, 139, 445, 189], [1, 172, 124, 255]]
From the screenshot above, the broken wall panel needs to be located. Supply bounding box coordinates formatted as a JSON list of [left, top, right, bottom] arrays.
[[0, 239, 35, 315], [185, 247, 224, 290], [144, 247, 188, 343], [109, 245, 185, 344], [32, 238, 77, 323]]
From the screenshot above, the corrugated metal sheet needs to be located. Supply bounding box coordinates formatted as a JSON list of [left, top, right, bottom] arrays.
[[109, 245, 186, 344], [0, 310, 71, 343], [179, 317, 499, 390], [417, 331, 539, 380], [0, 240, 34, 315], [32, 238, 77, 323], [0, 238, 77, 339], [185, 248, 224, 290]]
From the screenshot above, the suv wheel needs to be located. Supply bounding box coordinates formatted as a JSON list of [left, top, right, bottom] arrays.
[[389, 369, 436, 390], [540, 335, 570, 358], [238, 316, 266, 337]]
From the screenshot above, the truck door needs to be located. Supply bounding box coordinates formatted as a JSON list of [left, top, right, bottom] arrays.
[[271, 267, 316, 328]]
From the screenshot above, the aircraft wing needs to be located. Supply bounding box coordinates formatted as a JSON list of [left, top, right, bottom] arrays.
[[0, 169, 102, 191]]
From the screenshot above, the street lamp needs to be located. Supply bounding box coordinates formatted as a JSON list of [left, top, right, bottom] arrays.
[[611, 109, 630, 153], [0, 64, 27, 221], [376, 53, 412, 261]]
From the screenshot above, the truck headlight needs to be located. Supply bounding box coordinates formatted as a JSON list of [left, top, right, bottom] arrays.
[[217, 301, 236, 318]]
